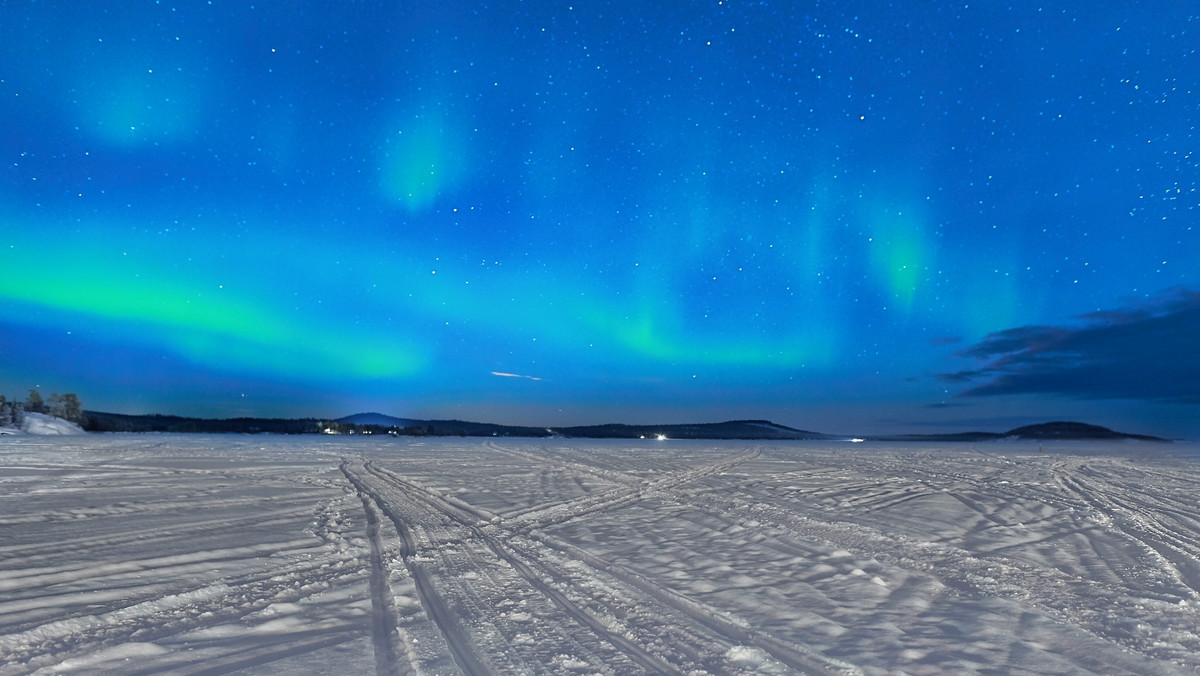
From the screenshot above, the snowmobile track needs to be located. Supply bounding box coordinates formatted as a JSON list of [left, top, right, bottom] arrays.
[[341, 459, 482, 676], [358, 451, 861, 675]]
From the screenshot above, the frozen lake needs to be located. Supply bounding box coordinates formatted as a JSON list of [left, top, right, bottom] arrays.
[[2, 435, 1198, 675]]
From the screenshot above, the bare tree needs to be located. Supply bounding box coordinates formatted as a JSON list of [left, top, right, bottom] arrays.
[[26, 389, 46, 414], [61, 394, 83, 423], [48, 393, 64, 418]]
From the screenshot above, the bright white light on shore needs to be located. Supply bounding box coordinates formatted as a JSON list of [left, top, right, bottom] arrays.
[[656, 433, 668, 441], [850, 438, 865, 443]]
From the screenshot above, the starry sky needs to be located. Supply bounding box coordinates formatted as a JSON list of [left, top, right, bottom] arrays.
[[2, 2, 1197, 438]]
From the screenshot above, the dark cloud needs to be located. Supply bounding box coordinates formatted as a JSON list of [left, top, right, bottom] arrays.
[[942, 288, 1200, 403], [935, 369, 986, 384]]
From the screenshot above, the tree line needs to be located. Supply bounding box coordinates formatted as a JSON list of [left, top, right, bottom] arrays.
[[0, 390, 84, 428]]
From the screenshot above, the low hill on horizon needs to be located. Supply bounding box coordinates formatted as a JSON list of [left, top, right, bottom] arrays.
[[336, 412, 549, 437], [336, 412, 422, 427], [337, 414, 830, 440], [1004, 421, 1168, 441], [554, 419, 832, 440], [869, 421, 1168, 443]]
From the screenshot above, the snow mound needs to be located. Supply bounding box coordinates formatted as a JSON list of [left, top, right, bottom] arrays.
[[21, 412, 88, 436], [726, 644, 771, 667]]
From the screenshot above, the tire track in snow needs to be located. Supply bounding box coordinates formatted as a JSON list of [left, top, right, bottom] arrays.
[[342, 462, 409, 676], [658, 449, 1200, 673], [341, 459, 490, 676], [361, 461, 680, 674], [1, 439, 376, 675], [0, 561, 358, 675], [1056, 467, 1200, 600], [528, 530, 860, 676], [501, 446, 763, 532], [485, 446, 861, 674], [363, 451, 861, 675]]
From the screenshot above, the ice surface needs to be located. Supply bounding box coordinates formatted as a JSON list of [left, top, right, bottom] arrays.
[[1, 435, 1198, 675]]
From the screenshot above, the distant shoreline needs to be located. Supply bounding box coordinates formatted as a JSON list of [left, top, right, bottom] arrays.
[[72, 411, 1170, 442]]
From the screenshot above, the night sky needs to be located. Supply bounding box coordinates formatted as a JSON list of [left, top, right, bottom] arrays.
[[2, 2, 1197, 438]]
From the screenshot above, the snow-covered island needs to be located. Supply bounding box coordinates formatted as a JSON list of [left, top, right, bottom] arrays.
[[0, 412, 86, 436]]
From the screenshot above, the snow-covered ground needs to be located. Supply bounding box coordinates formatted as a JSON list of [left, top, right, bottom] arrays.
[[1, 435, 1197, 675]]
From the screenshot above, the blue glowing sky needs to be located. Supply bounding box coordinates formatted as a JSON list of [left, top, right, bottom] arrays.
[[2, 2, 1197, 437]]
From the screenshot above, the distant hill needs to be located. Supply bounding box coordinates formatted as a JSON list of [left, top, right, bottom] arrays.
[[335, 415, 830, 440], [336, 413, 549, 437], [1004, 421, 1167, 442], [873, 421, 1170, 443], [554, 419, 831, 440], [336, 412, 422, 427], [82, 410, 829, 439]]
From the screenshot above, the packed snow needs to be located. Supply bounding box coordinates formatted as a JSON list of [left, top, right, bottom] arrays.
[[1, 435, 1198, 675]]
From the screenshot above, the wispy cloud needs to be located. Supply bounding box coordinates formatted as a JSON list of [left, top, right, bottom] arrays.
[[491, 371, 543, 381], [941, 288, 1200, 403]]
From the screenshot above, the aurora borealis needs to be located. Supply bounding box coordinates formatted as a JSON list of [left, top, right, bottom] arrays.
[[2, 2, 1197, 437]]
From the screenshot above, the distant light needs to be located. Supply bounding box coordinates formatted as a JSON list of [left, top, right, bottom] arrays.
[[850, 438, 865, 443], [656, 433, 668, 441]]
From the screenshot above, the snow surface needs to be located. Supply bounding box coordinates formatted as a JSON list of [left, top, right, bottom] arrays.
[[1, 435, 1198, 675]]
